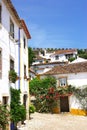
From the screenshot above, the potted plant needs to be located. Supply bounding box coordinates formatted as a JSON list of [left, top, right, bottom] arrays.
[[9, 70, 17, 83]]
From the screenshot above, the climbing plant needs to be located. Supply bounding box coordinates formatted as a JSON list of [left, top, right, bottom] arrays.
[[10, 88, 26, 126], [72, 85, 87, 110], [9, 70, 17, 83], [0, 105, 10, 129]]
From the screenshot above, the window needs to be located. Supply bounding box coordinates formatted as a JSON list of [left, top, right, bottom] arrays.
[[65, 54, 73, 59], [10, 59, 14, 70], [55, 55, 59, 60], [24, 37, 26, 49], [10, 19, 14, 38], [59, 77, 67, 87], [0, 5, 2, 23], [24, 65, 26, 76], [3, 96, 8, 107], [0, 49, 2, 78], [39, 60, 42, 63]]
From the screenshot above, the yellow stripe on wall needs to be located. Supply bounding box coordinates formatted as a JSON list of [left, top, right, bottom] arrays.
[[70, 109, 87, 116]]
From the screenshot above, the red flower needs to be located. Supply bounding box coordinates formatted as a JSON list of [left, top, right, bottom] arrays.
[[46, 95, 49, 99], [49, 87, 54, 94]]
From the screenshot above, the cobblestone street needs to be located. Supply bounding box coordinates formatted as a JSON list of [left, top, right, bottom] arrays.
[[20, 112, 87, 130]]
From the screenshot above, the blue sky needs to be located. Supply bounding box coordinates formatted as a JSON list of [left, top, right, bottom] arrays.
[[12, 0, 87, 49]]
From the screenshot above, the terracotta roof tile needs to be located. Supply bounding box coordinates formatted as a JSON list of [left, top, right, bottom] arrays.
[[32, 61, 67, 66], [29, 68, 36, 74], [3, 0, 21, 26], [43, 61, 87, 75], [21, 20, 31, 39], [52, 49, 77, 55]]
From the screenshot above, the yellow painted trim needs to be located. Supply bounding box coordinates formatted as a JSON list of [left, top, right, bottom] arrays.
[[70, 108, 87, 116]]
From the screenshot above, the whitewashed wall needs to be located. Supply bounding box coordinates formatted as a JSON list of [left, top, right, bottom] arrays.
[[0, 0, 19, 103], [20, 29, 29, 96], [41, 72, 87, 109]]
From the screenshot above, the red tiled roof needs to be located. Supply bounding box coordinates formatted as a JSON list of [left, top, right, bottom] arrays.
[[3, 0, 21, 27], [43, 61, 87, 75], [52, 49, 77, 55], [32, 61, 67, 66], [3, 0, 31, 39], [21, 20, 31, 39], [29, 68, 36, 74]]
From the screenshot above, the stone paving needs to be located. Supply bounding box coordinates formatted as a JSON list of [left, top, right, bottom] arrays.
[[18, 112, 87, 130]]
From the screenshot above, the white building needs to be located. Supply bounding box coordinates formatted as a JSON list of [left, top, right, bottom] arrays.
[[50, 49, 77, 62], [0, 0, 21, 106], [0, 0, 31, 128], [41, 61, 87, 115], [70, 57, 87, 64], [34, 49, 77, 63], [31, 61, 67, 75], [31, 49, 77, 75], [20, 19, 31, 119]]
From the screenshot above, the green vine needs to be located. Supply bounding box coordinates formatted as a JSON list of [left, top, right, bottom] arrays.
[[0, 105, 10, 129], [9, 70, 17, 83], [72, 86, 87, 110], [10, 88, 26, 126]]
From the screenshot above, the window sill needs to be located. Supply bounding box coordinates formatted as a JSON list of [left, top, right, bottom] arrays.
[[9, 35, 15, 43]]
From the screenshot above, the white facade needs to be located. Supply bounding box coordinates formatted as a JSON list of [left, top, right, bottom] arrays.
[[20, 27, 30, 119], [32, 58, 45, 65], [32, 49, 77, 75], [41, 70, 87, 114], [31, 62, 65, 75], [70, 57, 87, 64], [0, 0, 31, 122], [50, 51, 77, 62], [34, 49, 77, 64], [0, 0, 20, 105]]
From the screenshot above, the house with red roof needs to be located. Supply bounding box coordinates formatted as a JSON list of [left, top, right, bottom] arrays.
[[40, 61, 87, 115]]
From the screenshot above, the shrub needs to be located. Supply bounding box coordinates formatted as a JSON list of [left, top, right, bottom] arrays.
[[0, 105, 10, 129], [68, 57, 76, 62], [29, 104, 36, 114], [10, 88, 26, 126]]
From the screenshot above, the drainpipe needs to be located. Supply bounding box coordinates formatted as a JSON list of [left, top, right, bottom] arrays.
[[18, 28, 20, 90]]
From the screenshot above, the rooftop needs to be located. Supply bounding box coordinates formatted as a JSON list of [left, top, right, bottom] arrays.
[[43, 61, 87, 75], [52, 49, 77, 56]]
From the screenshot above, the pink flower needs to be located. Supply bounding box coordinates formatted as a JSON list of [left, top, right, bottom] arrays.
[[40, 96, 43, 99], [46, 95, 49, 99]]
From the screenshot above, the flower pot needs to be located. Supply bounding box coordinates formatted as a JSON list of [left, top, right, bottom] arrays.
[[52, 107, 59, 114]]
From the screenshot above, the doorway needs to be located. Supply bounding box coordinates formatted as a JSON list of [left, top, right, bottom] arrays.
[[60, 96, 69, 112]]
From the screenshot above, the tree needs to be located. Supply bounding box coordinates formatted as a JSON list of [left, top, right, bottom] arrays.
[[28, 47, 35, 67], [29, 76, 57, 96], [77, 49, 87, 59], [29, 76, 57, 112], [29, 77, 74, 113]]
